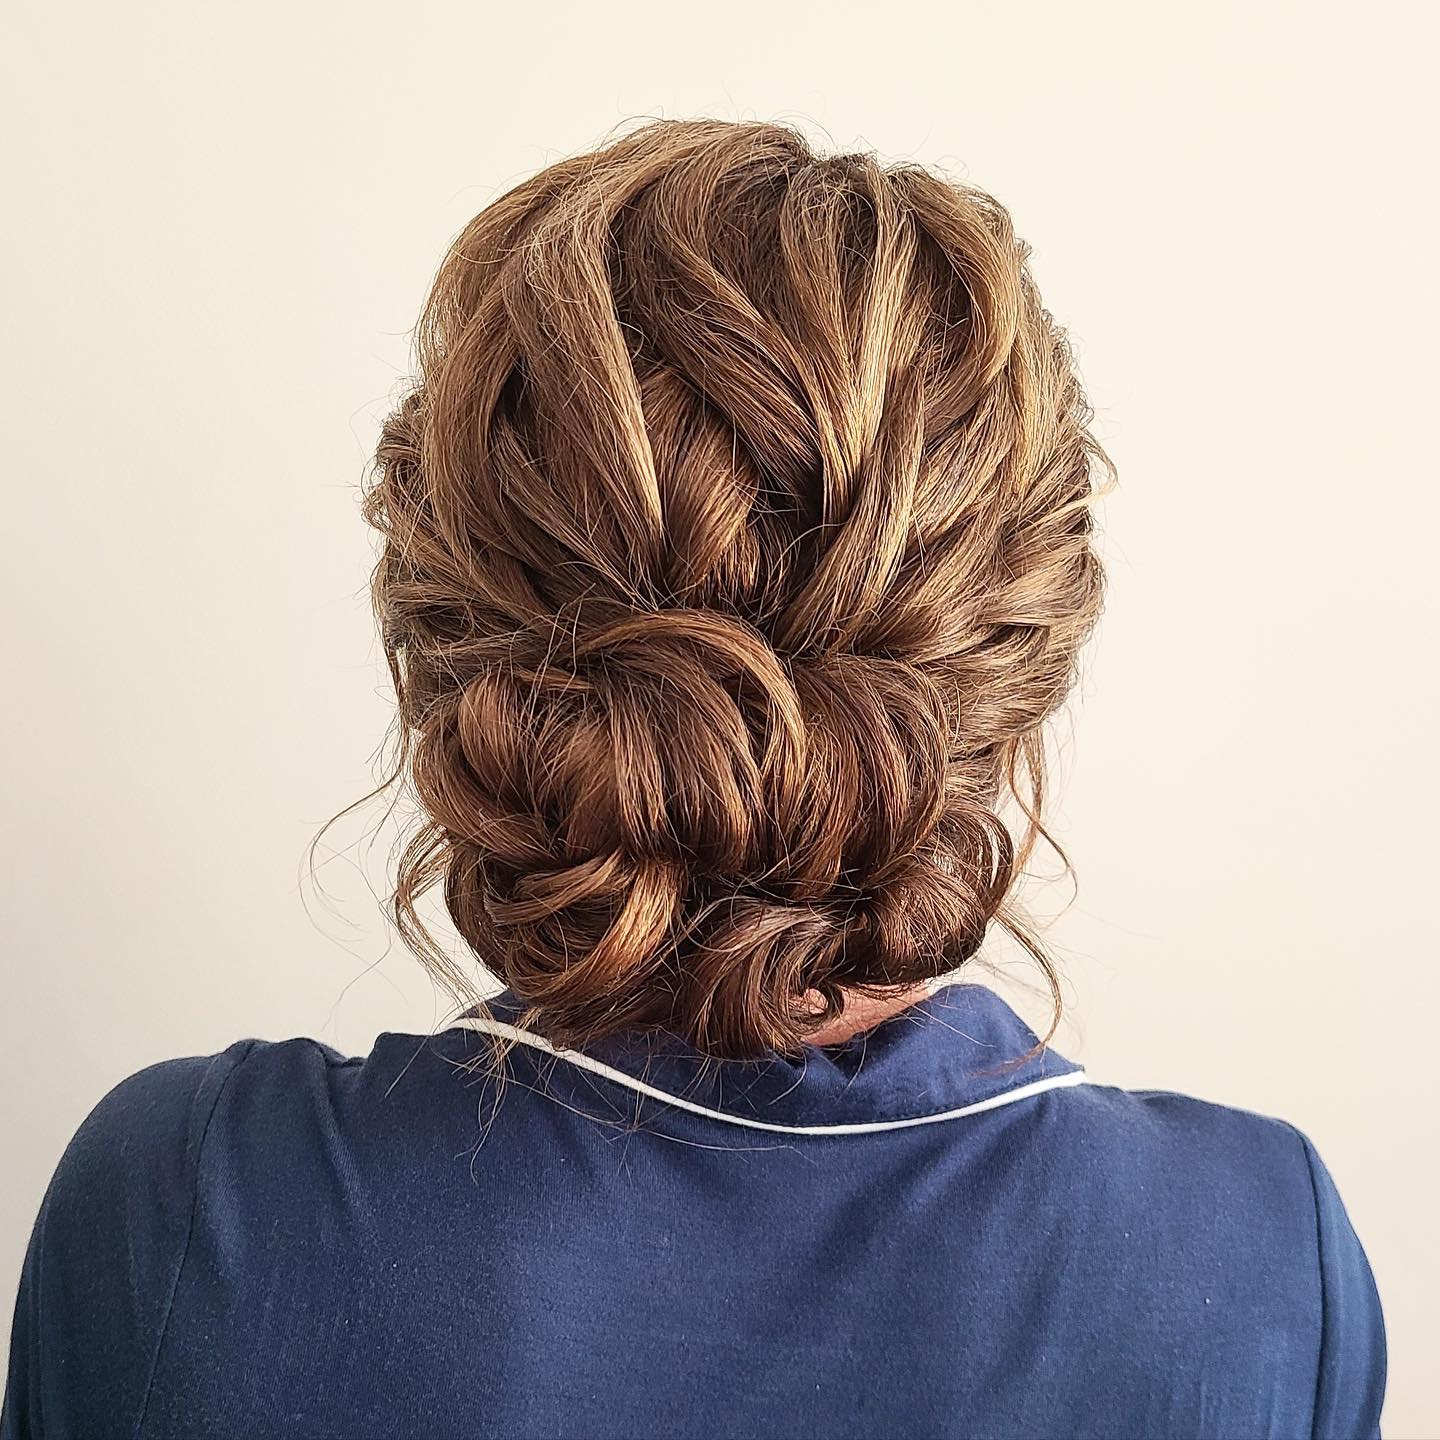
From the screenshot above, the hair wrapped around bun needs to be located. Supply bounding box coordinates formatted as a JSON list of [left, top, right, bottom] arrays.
[[361, 118, 1108, 1058]]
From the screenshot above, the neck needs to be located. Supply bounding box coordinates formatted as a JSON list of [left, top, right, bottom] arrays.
[[803, 984, 934, 1047]]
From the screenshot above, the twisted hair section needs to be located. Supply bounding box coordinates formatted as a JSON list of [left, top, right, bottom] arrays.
[[353, 118, 1109, 1059]]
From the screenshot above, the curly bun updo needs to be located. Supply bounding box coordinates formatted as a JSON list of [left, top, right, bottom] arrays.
[[361, 118, 1108, 1059]]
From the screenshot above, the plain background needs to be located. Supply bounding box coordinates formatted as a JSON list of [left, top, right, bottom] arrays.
[[3, 1, 1436, 1433]]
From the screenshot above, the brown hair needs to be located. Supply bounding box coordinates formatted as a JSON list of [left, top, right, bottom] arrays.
[[353, 118, 1108, 1060]]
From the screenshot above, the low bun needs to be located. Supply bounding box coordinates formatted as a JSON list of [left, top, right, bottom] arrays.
[[354, 119, 1108, 1059]]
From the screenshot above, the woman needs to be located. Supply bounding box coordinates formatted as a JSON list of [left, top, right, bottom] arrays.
[[2, 118, 1386, 1439]]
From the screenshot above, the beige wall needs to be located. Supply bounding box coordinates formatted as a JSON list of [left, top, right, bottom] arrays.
[[3, 0, 1435, 1432]]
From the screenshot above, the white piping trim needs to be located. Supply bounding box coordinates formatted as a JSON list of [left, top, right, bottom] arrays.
[[450, 1015, 1089, 1136]]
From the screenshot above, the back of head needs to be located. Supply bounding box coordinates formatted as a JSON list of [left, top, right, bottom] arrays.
[[364, 118, 1107, 1059]]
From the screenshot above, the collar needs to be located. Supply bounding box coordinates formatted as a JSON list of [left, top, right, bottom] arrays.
[[449, 980, 1087, 1135]]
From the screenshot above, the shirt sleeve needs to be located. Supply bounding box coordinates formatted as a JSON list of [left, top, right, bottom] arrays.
[[1289, 1124, 1388, 1440], [1, 1042, 256, 1440]]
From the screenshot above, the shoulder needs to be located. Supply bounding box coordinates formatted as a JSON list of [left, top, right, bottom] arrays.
[[54, 1041, 264, 1185], [2, 1037, 352, 1440], [1067, 1078, 1315, 1175], [43, 1035, 372, 1229], [1058, 1080, 1387, 1438], [34, 1036, 352, 1206], [1063, 1077, 1371, 1261]]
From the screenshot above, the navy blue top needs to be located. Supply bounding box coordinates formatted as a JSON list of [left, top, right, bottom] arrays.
[[3, 982, 1386, 1439]]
